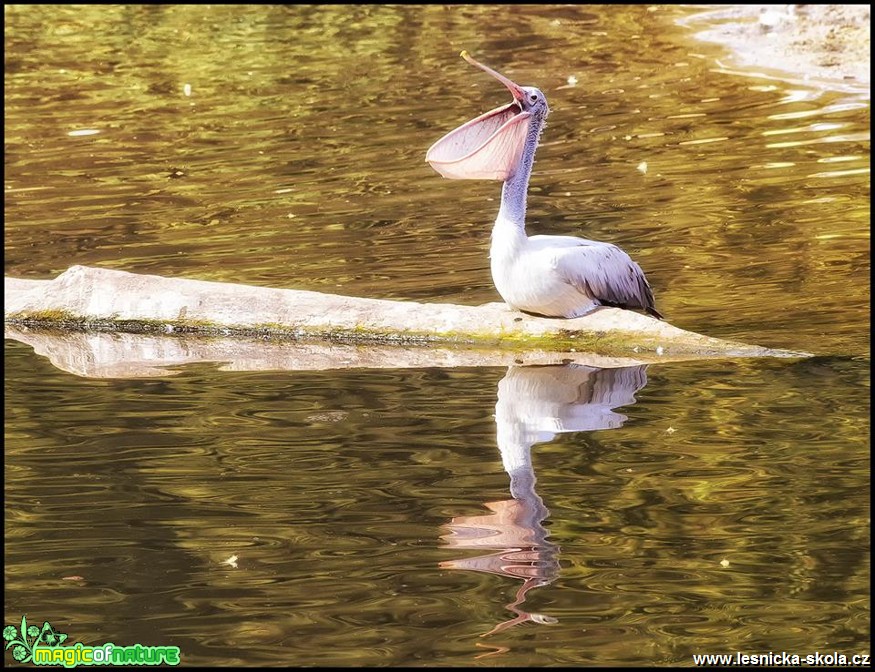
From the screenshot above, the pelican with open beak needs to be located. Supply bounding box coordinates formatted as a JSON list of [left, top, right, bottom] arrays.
[[426, 51, 662, 319]]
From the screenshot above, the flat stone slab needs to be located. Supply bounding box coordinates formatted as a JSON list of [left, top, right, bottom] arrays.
[[5, 265, 809, 366]]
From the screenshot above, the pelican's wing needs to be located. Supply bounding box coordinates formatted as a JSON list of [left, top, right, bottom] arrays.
[[553, 241, 661, 318]]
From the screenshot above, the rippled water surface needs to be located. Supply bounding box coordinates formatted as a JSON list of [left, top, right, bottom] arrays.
[[5, 5, 869, 667]]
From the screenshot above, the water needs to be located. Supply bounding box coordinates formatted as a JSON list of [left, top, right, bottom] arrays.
[[5, 5, 869, 666]]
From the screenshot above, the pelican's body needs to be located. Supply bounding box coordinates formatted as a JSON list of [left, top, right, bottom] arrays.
[[427, 52, 661, 319], [491, 216, 655, 318]]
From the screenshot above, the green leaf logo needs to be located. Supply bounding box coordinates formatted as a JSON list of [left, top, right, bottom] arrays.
[[3, 616, 68, 663]]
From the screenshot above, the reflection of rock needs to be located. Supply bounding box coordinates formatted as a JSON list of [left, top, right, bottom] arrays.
[[442, 364, 649, 637], [3, 325, 648, 379]]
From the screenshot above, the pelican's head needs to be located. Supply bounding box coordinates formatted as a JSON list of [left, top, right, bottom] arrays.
[[426, 52, 548, 181]]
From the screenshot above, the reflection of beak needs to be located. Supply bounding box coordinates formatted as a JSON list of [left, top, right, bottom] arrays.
[[426, 51, 532, 181]]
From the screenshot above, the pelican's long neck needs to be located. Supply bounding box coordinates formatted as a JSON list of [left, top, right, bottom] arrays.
[[496, 113, 546, 234]]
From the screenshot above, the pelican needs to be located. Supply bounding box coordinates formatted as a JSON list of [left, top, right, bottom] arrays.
[[426, 51, 662, 319]]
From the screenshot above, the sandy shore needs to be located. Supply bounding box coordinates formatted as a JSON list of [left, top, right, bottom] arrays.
[[683, 4, 870, 89]]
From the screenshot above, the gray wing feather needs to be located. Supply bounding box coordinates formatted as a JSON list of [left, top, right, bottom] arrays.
[[554, 242, 659, 315]]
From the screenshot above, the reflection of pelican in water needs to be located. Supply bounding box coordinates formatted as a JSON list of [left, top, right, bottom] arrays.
[[441, 364, 649, 640]]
